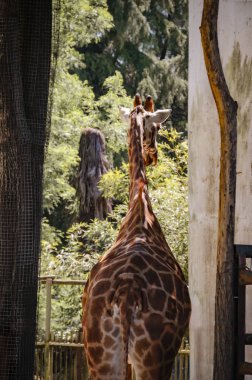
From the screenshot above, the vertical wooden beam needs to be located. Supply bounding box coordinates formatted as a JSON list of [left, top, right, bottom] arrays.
[[237, 253, 246, 380], [45, 277, 52, 380], [45, 277, 52, 342], [200, 1, 238, 379]]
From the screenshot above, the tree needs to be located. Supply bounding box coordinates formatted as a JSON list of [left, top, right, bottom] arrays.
[[81, 0, 188, 130], [77, 128, 111, 222], [200, 1, 238, 378], [0, 1, 53, 378]]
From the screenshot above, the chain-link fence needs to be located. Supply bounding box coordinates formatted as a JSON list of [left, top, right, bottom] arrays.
[[0, 1, 59, 379]]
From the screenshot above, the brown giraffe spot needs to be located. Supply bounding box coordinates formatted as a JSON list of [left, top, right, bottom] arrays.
[[103, 318, 113, 333], [145, 269, 161, 286], [161, 330, 174, 348], [99, 364, 114, 375], [104, 351, 113, 361], [149, 369, 157, 379], [148, 288, 166, 311], [88, 346, 103, 364], [144, 313, 164, 340], [130, 255, 148, 270], [99, 269, 114, 280], [143, 350, 154, 367], [165, 297, 177, 320], [141, 370, 148, 379], [132, 227, 143, 236], [135, 337, 150, 356], [87, 318, 102, 343], [133, 323, 145, 336], [145, 255, 168, 272], [123, 265, 137, 274], [174, 336, 182, 350], [90, 297, 105, 317], [165, 345, 177, 360], [92, 280, 111, 296], [155, 246, 170, 257], [151, 343, 163, 361], [159, 273, 174, 293], [104, 335, 115, 348]]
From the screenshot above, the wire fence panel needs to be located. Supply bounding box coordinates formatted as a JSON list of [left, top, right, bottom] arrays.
[[0, 2, 60, 379], [35, 277, 190, 380]]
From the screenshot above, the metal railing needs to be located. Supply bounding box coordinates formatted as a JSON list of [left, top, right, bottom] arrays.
[[34, 276, 190, 379]]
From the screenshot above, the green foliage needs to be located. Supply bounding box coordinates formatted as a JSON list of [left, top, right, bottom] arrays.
[[43, 0, 113, 220], [60, 0, 113, 70], [39, 219, 118, 332], [99, 163, 129, 202], [82, 0, 188, 130], [93, 71, 132, 161]]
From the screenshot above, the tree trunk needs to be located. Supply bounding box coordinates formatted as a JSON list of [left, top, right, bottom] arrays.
[[200, 1, 238, 379], [77, 128, 112, 222], [0, 1, 52, 379]]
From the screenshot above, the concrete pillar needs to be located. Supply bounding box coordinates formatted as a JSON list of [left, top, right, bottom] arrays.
[[189, 1, 252, 379]]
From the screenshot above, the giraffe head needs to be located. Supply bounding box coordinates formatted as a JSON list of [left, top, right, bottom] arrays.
[[120, 94, 171, 165]]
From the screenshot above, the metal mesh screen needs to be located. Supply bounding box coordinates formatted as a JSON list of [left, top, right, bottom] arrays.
[[0, 1, 59, 379]]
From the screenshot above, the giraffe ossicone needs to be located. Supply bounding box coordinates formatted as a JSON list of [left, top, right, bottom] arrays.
[[82, 94, 191, 380]]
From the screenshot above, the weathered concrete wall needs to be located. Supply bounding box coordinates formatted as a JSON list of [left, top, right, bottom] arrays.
[[189, 1, 252, 379]]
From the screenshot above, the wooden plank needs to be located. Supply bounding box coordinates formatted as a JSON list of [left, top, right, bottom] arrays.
[[39, 275, 56, 280], [45, 278, 52, 342], [35, 342, 45, 346], [237, 254, 246, 380], [40, 278, 87, 285], [239, 269, 252, 285], [239, 362, 252, 375], [49, 342, 84, 348], [245, 334, 252, 345], [236, 245, 252, 258], [45, 278, 52, 380]]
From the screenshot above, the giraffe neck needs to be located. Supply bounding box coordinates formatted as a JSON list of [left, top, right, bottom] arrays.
[[113, 106, 171, 254], [123, 106, 164, 237], [128, 107, 149, 209], [113, 107, 173, 256]]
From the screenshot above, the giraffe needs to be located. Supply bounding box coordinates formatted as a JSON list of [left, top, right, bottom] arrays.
[[82, 95, 191, 380]]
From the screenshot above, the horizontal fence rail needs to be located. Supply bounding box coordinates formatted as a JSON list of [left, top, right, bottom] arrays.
[[34, 276, 190, 379]]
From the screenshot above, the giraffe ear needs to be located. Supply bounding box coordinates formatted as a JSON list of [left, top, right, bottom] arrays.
[[147, 109, 172, 125], [119, 106, 131, 123]]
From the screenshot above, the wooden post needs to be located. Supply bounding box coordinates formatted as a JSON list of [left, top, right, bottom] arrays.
[[237, 253, 246, 379], [200, 1, 238, 379], [45, 277, 53, 380]]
